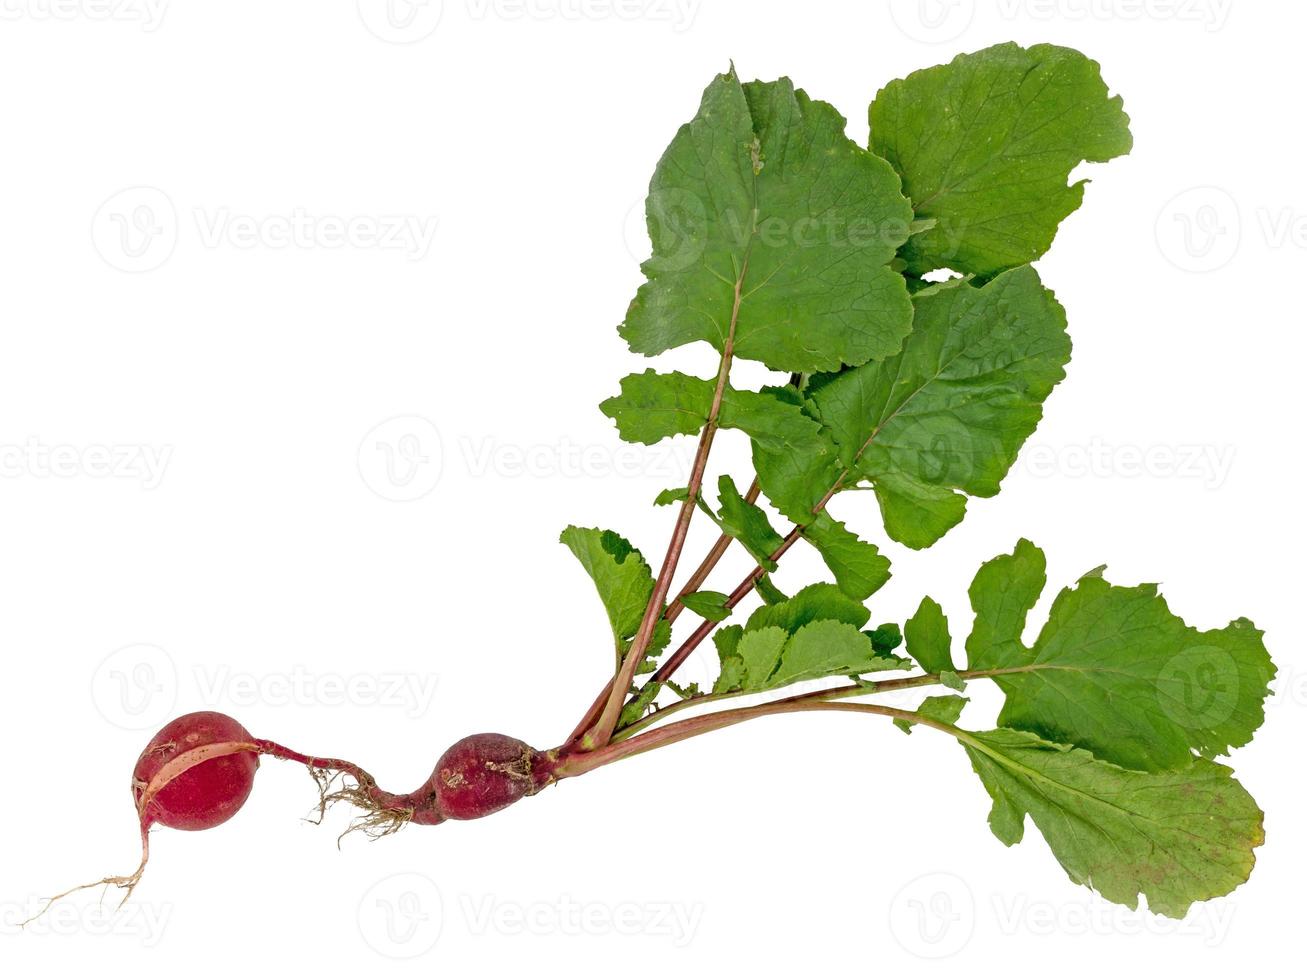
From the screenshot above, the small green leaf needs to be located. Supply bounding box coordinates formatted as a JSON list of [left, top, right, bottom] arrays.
[[870, 42, 1132, 277], [755, 574, 788, 606], [769, 619, 902, 689], [940, 670, 966, 692], [654, 487, 689, 506], [966, 541, 1277, 772], [559, 526, 655, 649], [737, 626, 790, 686], [904, 596, 955, 674], [712, 625, 747, 694], [744, 583, 869, 633], [716, 475, 783, 569], [960, 728, 1263, 918], [802, 512, 891, 600], [618, 682, 663, 729], [866, 623, 903, 657], [895, 694, 968, 734], [681, 590, 733, 622]]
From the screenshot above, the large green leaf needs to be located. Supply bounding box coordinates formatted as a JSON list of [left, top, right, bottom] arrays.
[[804, 266, 1069, 548], [621, 70, 914, 373], [966, 540, 1276, 772], [959, 728, 1263, 918], [870, 42, 1132, 277]]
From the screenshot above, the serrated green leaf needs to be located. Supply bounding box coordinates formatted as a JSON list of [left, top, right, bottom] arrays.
[[904, 596, 955, 674], [559, 526, 655, 648], [866, 622, 904, 657], [619, 681, 663, 729], [737, 626, 789, 686], [959, 728, 1263, 918], [806, 266, 1069, 548], [681, 590, 733, 622], [720, 619, 902, 694], [712, 625, 747, 694], [966, 541, 1277, 772], [870, 42, 1132, 278], [654, 487, 689, 506], [715, 475, 783, 569], [602, 371, 834, 464], [768, 619, 901, 689], [802, 512, 890, 600], [744, 582, 869, 633], [895, 694, 967, 733], [621, 70, 914, 373]]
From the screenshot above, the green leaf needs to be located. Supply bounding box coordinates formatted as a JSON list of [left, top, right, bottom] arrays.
[[621, 70, 915, 373], [959, 728, 1263, 918], [721, 620, 902, 694], [895, 694, 967, 734], [966, 541, 1277, 772], [681, 590, 733, 622], [716, 475, 783, 569], [618, 681, 663, 729], [602, 372, 834, 465], [559, 526, 655, 649], [806, 266, 1070, 548], [939, 670, 966, 692], [867, 622, 904, 657], [769, 620, 900, 689], [755, 574, 787, 606], [654, 487, 689, 506], [801, 512, 890, 600], [870, 42, 1132, 278], [712, 625, 747, 694], [744, 583, 869, 633], [600, 371, 714, 445], [904, 596, 955, 674]]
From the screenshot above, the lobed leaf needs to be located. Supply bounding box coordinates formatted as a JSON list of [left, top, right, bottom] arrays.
[[621, 69, 915, 373], [559, 526, 655, 649], [804, 266, 1070, 548], [801, 512, 891, 601], [870, 42, 1132, 278], [966, 540, 1277, 772], [959, 727, 1263, 918]]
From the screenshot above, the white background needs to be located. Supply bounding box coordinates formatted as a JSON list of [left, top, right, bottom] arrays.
[[1, 0, 1301, 975]]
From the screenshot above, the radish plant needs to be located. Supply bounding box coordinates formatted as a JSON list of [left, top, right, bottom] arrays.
[[42, 42, 1274, 921]]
